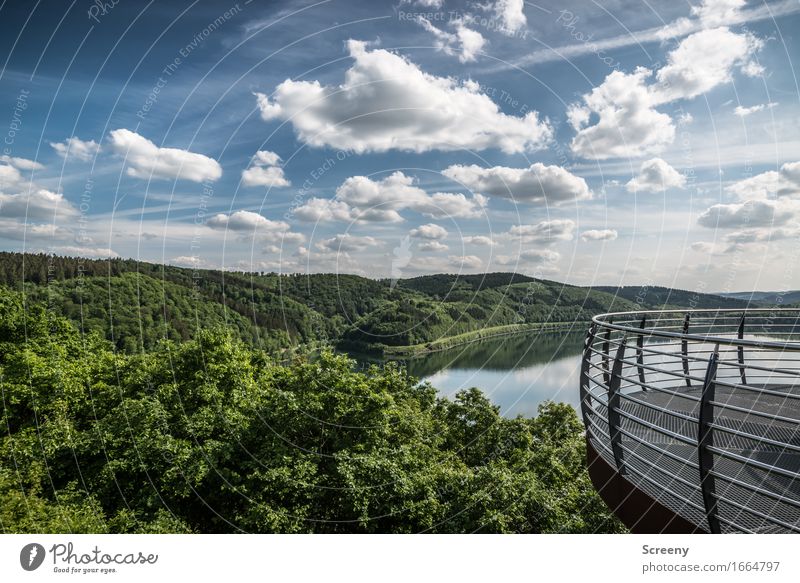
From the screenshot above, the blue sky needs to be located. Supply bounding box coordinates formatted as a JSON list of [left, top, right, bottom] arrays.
[[1, 0, 799, 291]]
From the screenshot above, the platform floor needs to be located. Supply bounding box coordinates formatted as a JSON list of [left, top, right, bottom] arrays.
[[588, 382, 800, 533]]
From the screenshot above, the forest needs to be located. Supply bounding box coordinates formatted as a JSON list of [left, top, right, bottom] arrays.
[[0, 252, 750, 356], [0, 288, 624, 533]]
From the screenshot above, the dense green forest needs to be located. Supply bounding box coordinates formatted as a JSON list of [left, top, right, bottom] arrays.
[[0, 289, 624, 533], [0, 252, 746, 356]]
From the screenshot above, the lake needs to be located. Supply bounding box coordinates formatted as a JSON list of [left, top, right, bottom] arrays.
[[350, 330, 587, 418]]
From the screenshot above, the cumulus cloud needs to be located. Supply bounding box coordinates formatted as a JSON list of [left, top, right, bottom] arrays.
[[109, 129, 222, 183], [734, 102, 778, 117], [293, 198, 357, 223], [442, 163, 591, 204], [296, 171, 487, 223], [508, 220, 575, 243], [0, 219, 71, 241], [418, 240, 449, 252], [581, 229, 618, 241], [519, 248, 560, 263], [626, 158, 686, 192], [255, 40, 551, 154], [0, 188, 78, 221], [725, 162, 800, 200], [463, 235, 496, 246], [51, 245, 118, 258], [569, 26, 763, 159], [207, 210, 304, 244], [448, 254, 482, 269], [316, 234, 381, 252], [490, 0, 526, 35], [697, 199, 797, 229], [417, 17, 486, 63], [568, 68, 675, 160], [50, 136, 100, 161], [241, 150, 290, 188], [653, 28, 764, 103], [657, 0, 747, 40], [0, 155, 43, 171], [410, 223, 448, 240]]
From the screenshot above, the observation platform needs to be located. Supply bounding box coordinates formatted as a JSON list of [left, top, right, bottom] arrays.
[[581, 309, 800, 533]]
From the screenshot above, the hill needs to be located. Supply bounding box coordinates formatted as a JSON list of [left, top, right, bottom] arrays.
[[0, 252, 753, 356], [717, 290, 800, 306], [592, 285, 751, 310]]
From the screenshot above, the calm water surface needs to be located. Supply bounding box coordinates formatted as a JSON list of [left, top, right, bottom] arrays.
[[351, 331, 586, 418]]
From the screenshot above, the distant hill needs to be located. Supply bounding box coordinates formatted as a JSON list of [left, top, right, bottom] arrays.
[[592, 285, 751, 310], [717, 290, 800, 306], [0, 251, 762, 355]]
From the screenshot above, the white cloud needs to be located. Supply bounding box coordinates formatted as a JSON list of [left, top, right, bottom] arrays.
[[508, 220, 575, 243], [448, 254, 482, 269], [325, 171, 487, 222], [0, 163, 25, 191], [293, 198, 358, 223], [0, 219, 71, 241], [626, 158, 686, 192], [241, 150, 290, 188], [255, 40, 551, 154], [0, 188, 78, 221], [659, 0, 747, 39], [568, 68, 675, 160], [207, 210, 304, 244], [109, 129, 222, 183], [520, 248, 560, 263], [442, 163, 591, 204], [50, 136, 100, 162], [491, 0, 526, 35], [653, 28, 763, 103], [417, 17, 486, 63], [463, 235, 496, 246], [725, 162, 800, 200], [569, 26, 763, 160], [316, 234, 381, 252], [418, 240, 449, 252], [690, 241, 720, 254], [734, 102, 778, 117], [410, 223, 448, 240], [51, 245, 118, 258], [697, 199, 797, 229], [0, 155, 43, 171], [581, 229, 618, 241]]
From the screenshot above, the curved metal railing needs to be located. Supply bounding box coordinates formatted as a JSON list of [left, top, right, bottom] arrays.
[[580, 309, 800, 533]]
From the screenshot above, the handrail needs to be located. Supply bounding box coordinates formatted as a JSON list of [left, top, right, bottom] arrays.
[[582, 308, 800, 534], [591, 308, 800, 351]]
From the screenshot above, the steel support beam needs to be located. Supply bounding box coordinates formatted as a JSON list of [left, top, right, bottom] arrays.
[[737, 314, 747, 386], [602, 319, 612, 385], [580, 322, 597, 429], [637, 315, 647, 388], [682, 313, 691, 387], [698, 344, 722, 534], [608, 334, 628, 475]]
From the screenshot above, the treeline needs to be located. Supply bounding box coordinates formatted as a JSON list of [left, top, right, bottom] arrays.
[[0, 252, 742, 356], [0, 290, 624, 533]]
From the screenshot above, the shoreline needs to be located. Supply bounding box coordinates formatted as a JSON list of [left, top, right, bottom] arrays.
[[381, 321, 587, 359]]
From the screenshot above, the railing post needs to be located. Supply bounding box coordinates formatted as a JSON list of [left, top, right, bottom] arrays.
[[579, 322, 597, 429], [698, 343, 721, 534], [602, 318, 612, 385], [737, 314, 747, 386], [607, 334, 628, 475], [682, 313, 691, 387], [637, 315, 647, 389]]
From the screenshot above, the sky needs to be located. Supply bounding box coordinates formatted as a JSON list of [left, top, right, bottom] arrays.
[[0, 0, 799, 292]]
